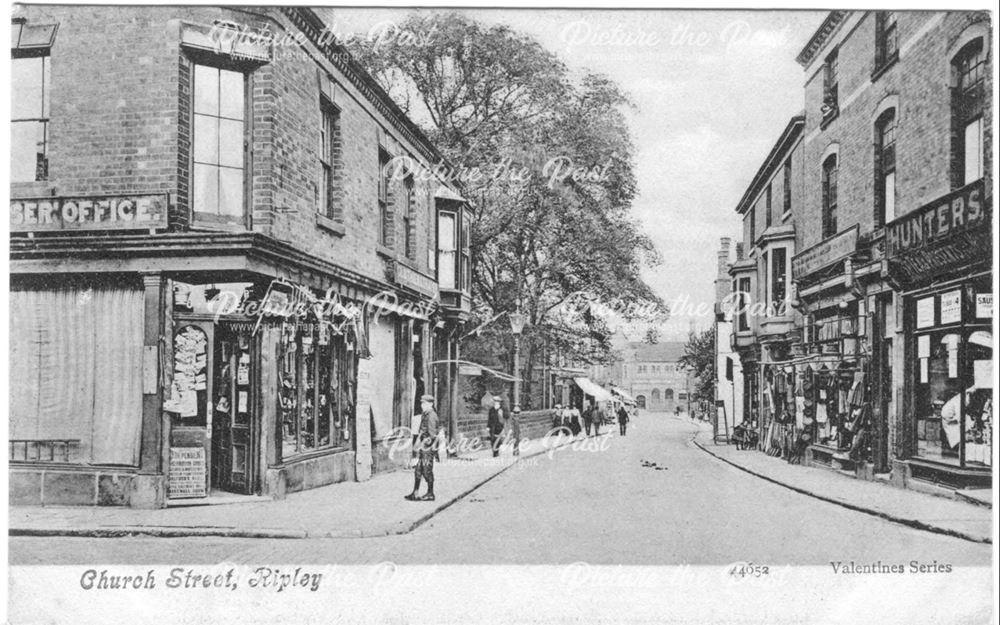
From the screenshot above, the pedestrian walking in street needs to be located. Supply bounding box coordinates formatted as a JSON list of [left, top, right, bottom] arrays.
[[617, 405, 630, 436], [583, 403, 594, 436], [405, 394, 439, 502], [487, 395, 505, 458], [506, 405, 523, 456], [593, 404, 602, 436], [569, 405, 582, 436]]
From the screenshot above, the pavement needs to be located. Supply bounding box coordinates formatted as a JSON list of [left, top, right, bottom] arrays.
[[8, 415, 994, 548], [8, 436, 571, 540], [689, 419, 994, 544]]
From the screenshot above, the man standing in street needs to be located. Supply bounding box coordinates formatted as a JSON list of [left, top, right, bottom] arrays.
[[593, 403, 602, 437], [583, 403, 593, 436], [405, 394, 439, 502], [617, 404, 630, 436], [487, 395, 505, 458], [507, 405, 522, 457]]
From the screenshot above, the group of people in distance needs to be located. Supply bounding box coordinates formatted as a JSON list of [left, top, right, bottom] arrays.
[[552, 401, 634, 438], [405, 394, 638, 502]]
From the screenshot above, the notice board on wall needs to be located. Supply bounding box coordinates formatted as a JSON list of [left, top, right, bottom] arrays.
[[168, 447, 207, 498]]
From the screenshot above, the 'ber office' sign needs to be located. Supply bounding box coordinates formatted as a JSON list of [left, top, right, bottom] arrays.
[[10, 194, 168, 232]]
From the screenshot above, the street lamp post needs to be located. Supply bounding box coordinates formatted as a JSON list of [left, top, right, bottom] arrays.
[[509, 311, 527, 409]]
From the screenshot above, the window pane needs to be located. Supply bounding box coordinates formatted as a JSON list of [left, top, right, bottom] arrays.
[[219, 69, 244, 120], [11, 57, 44, 119], [218, 118, 243, 168], [10, 121, 43, 182], [194, 64, 219, 115], [193, 163, 218, 212], [439, 252, 456, 289], [193, 114, 219, 164], [964, 118, 983, 184], [218, 167, 244, 217], [438, 213, 456, 251], [883, 171, 896, 224]]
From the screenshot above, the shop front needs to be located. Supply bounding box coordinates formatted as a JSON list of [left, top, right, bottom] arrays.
[[886, 179, 992, 489], [8, 222, 423, 507], [791, 225, 891, 477]]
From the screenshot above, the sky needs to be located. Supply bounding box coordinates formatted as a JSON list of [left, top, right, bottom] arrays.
[[331, 8, 826, 340]]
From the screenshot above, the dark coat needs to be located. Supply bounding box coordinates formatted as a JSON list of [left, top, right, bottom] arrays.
[[617, 407, 630, 424], [487, 406, 505, 435]]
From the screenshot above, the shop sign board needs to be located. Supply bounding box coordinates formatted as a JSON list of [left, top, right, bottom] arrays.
[[792, 225, 858, 280], [10, 194, 168, 232], [885, 179, 987, 259], [168, 447, 207, 499], [354, 365, 375, 481]]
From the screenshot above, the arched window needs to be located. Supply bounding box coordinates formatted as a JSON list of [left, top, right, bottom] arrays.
[[650, 388, 661, 403], [822, 154, 838, 237], [952, 38, 986, 186], [665, 389, 674, 401], [875, 109, 896, 228]]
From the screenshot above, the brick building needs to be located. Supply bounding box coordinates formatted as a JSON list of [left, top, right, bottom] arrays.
[[9, 6, 472, 507], [729, 10, 992, 492], [730, 114, 807, 448]]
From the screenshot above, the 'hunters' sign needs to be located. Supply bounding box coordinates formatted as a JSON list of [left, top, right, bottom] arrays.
[[10, 194, 168, 232], [885, 180, 988, 259]]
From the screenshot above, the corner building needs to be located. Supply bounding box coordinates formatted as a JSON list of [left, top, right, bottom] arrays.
[[9, 6, 472, 507]]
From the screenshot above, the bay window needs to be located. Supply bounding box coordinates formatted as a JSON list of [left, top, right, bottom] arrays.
[[438, 211, 457, 289]]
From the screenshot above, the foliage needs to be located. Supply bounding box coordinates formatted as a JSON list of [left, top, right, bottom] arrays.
[[680, 327, 716, 406], [350, 12, 667, 405]]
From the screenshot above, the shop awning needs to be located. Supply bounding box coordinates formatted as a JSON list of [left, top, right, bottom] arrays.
[[430, 359, 521, 382], [611, 387, 637, 404], [573, 377, 614, 402]]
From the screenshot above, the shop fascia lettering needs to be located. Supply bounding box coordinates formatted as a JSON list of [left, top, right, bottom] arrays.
[[885, 183, 986, 258], [10, 195, 167, 231]]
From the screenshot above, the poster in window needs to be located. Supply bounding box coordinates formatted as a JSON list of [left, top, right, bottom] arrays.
[[976, 293, 992, 319], [917, 334, 931, 359], [915, 297, 934, 329], [939, 290, 962, 325], [974, 360, 992, 389]]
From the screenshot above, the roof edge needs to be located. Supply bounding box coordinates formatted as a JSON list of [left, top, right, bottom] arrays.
[[795, 11, 850, 67], [734, 115, 806, 216]]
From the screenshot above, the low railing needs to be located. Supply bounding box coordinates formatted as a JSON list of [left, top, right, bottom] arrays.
[[8, 439, 80, 463]]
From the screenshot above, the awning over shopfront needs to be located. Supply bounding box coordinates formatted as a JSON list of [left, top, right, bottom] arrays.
[[611, 387, 637, 405], [573, 377, 614, 402]]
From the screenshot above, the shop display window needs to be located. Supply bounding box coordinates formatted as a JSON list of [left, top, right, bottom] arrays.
[[280, 321, 354, 460], [913, 279, 992, 468]]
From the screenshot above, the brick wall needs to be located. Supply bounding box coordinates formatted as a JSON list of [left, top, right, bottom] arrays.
[[11, 5, 441, 290], [801, 11, 993, 251]]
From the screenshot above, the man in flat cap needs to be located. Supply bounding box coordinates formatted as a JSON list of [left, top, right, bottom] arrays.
[[405, 394, 440, 501], [487, 395, 505, 458]]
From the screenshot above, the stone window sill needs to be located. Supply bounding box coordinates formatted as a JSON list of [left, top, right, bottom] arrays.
[[315, 213, 345, 237]]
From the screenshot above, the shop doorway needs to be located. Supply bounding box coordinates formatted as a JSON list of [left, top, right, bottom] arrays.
[[211, 324, 258, 495], [168, 317, 260, 500]]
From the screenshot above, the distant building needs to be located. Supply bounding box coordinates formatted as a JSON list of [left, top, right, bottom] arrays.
[[590, 339, 690, 412]]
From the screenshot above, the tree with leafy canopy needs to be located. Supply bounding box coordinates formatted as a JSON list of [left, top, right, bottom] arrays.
[[680, 327, 716, 410], [349, 12, 667, 407]]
